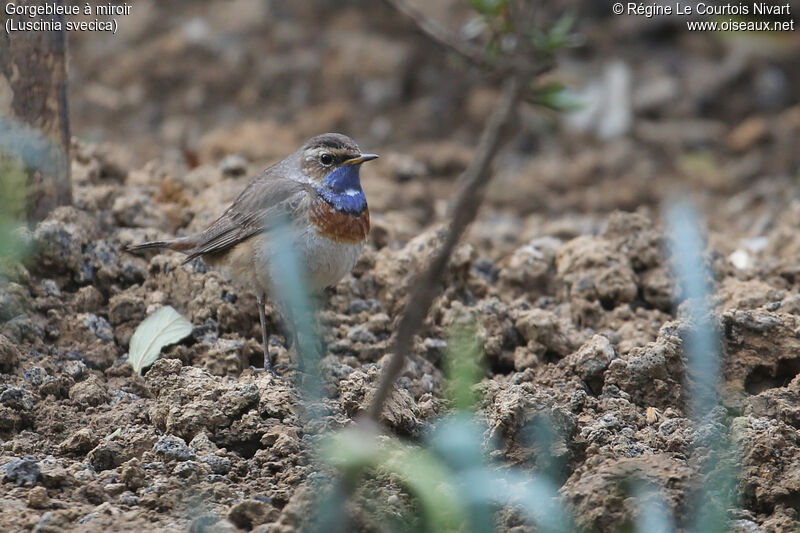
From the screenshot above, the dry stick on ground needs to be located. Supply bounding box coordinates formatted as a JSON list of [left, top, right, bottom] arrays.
[[366, 75, 522, 422]]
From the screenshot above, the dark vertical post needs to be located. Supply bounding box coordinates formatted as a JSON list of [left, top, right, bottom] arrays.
[[0, 0, 71, 222]]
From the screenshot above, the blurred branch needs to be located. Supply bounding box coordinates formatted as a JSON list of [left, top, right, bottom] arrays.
[[366, 74, 522, 422], [383, 0, 555, 78], [382, 0, 488, 68]]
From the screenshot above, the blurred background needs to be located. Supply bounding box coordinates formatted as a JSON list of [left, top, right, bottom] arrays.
[[66, 0, 800, 252]]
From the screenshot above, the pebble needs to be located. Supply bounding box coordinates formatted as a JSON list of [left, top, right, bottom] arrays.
[[24, 366, 48, 387], [27, 486, 50, 509], [153, 435, 195, 462], [200, 454, 232, 475], [4, 456, 41, 486], [82, 314, 115, 344], [219, 154, 248, 176], [0, 387, 35, 411], [347, 325, 377, 344]]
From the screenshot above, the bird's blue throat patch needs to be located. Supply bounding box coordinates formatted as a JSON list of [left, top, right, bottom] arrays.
[[317, 164, 367, 215]]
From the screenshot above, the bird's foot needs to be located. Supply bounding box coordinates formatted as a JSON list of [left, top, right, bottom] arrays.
[[273, 362, 301, 374], [248, 364, 292, 381]]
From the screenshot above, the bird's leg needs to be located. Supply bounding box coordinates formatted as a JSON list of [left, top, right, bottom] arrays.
[[257, 293, 276, 375]]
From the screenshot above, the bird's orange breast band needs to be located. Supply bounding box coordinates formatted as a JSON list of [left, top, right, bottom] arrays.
[[310, 200, 370, 244]]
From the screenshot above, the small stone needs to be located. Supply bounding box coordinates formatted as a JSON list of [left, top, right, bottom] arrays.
[[119, 262, 146, 286], [33, 511, 57, 532], [103, 483, 126, 496], [82, 314, 115, 344], [59, 428, 99, 455], [24, 366, 48, 387], [108, 293, 146, 326], [78, 241, 122, 288], [88, 441, 124, 471], [572, 335, 616, 382], [219, 154, 248, 176], [227, 499, 274, 530], [32, 207, 97, 275], [120, 460, 146, 491], [153, 434, 195, 462], [4, 456, 41, 486], [69, 375, 111, 406], [40, 280, 61, 298], [0, 282, 33, 322], [38, 375, 68, 398], [1, 314, 43, 344], [173, 460, 208, 478], [347, 325, 377, 344], [192, 318, 219, 343], [199, 455, 232, 475], [0, 386, 35, 410], [118, 491, 139, 506], [189, 432, 218, 453], [74, 286, 104, 313], [423, 338, 447, 362], [39, 461, 68, 488], [347, 299, 372, 314], [27, 486, 50, 509], [0, 334, 20, 372], [112, 192, 168, 229], [63, 360, 88, 381]]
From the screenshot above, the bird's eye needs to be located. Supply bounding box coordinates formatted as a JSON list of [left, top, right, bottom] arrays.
[[320, 153, 334, 166]]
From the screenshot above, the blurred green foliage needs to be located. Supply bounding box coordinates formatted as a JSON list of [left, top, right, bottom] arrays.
[[443, 323, 483, 411], [0, 152, 29, 263], [468, 0, 509, 17], [529, 81, 583, 111], [530, 12, 577, 53], [665, 201, 737, 533]]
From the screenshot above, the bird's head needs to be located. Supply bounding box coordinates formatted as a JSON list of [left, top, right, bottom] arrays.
[[298, 133, 378, 193]]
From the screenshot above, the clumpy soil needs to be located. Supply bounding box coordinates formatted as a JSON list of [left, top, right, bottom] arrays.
[[3, 1, 800, 532]]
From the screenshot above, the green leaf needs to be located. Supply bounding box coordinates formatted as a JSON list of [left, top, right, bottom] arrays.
[[529, 82, 584, 111], [468, 0, 508, 16], [531, 12, 577, 52], [323, 428, 466, 531], [127, 305, 192, 374]]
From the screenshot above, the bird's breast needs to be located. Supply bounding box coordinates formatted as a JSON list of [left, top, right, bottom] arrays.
[[309, 196, 370, 245]]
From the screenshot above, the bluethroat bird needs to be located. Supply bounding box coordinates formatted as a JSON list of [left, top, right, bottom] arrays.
[[127, 133, 378, 374]]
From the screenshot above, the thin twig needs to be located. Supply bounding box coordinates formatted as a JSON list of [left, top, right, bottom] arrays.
[[382, 0, 489, 68], [383, 0, 554, 79], [366, 75, 523, 422]]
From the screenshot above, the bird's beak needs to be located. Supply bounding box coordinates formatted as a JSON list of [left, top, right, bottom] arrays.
[[343, 153, 379, 165]]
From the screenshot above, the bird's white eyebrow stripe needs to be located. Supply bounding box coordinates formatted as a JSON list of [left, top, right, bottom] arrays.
[[344, 189, 361, 196]]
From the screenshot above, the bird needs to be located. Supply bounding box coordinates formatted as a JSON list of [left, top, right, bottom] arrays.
[[126, 133, 378, 374]]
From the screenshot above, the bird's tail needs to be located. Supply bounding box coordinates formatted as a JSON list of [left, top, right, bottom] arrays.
[[126, 236, 196, 253]]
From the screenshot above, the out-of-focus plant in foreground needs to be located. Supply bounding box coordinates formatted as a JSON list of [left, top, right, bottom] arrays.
[[0, 154, 29, 263], [320, 322, 574, 533], [664, 200, 738, 533]]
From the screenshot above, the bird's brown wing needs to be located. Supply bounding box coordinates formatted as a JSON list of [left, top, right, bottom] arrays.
[[182, 175, 312, 263]]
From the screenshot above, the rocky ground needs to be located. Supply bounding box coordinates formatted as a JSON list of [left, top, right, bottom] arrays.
[[2, 1, 800, 532]]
